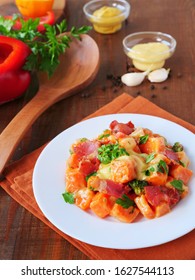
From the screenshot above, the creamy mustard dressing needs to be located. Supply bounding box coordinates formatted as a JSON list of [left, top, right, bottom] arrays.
[[97, 163, 111, 179], [128, 42, 170, 71], [91, 6, 124, 34]]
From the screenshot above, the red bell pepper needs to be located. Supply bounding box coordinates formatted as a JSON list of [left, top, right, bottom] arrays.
[[0, 35, 31, 104], [5, 11, 55, 32]]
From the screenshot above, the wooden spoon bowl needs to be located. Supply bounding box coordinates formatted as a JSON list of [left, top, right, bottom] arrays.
[[0, 34, 99, 178]]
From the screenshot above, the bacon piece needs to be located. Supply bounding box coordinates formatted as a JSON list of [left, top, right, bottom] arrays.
[[79, 158, 100, 176], [164, 148, 179, 161], [109, 120, 134, 135], [73, 140, 100, 157], [104, 179, 125, 198], [144, 185, 180, 208]]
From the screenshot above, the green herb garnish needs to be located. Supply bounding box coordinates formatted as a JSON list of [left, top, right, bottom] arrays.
[[116, 194, 135, 209], [98, 133, 111, 140], [145, 152, 155, 163], [144, 166, 155, 176], [62, 192, 74, 204], [157, 160, 168, 174], [170, 179, 184, 192], [139, 134, 149, 144], [172, 142, 183, 152], [0, 15, 91, 77], [179, 160, 185, 167], [85, 172, 97, 181], [129, 179, 148, 195], [98, 143, 129, 164]]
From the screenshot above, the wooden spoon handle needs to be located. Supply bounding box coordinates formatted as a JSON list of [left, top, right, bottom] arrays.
[[0, 87, 60, 178]]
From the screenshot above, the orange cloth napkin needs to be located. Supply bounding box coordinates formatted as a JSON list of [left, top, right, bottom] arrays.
[[1, 93, 195, 260]]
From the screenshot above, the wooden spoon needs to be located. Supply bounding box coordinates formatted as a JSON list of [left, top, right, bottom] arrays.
[[0, 34, 99, 179]]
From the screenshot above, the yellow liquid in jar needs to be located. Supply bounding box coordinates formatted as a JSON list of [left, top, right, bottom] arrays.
[[128, 42, 170, 71], [91, 6, 124, 34]]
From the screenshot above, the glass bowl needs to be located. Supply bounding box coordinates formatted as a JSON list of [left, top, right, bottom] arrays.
[[123, 31, 177, 71], [83, 0, 130, 34], [15, 0, 54, 18]]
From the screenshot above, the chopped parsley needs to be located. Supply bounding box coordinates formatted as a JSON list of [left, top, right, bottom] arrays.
[[129, 179, 148, 195], [179, 160, 185, 167], [116, 194, 135, 209], [85, 172, 97, 181], [98, 143, 129, 164], [157, 160, 168, 174], [145, 152, 155, 163], [144, 166, 155, 176], [89, 186, 96, 191], [98, 133, 111, 139], [62, 192, 74, 204], [139, 134, 149, 144], [170, 179, 184, 192], [172, 142, 183, 152], [79, 138, 88, 143]]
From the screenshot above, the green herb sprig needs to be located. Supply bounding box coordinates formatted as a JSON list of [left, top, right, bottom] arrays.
[[145, 152, 155, 163], [98, 143, 129, 164], [157, 160, 168, 174], [62, 192, 74, 204], [0, 15, 92, 77], [170, 179, 184, 193], [129, 179, 148, 195], [172, 142, 183, 152], [139, 134, 149, 144], [116, 194, 135, 209]]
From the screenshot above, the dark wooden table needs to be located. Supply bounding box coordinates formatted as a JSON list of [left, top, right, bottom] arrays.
[[0, 0, 194, 260]]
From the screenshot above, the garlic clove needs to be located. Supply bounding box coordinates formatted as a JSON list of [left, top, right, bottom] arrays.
[[121, 72, 146, 87], [148, 68, 170, 83]]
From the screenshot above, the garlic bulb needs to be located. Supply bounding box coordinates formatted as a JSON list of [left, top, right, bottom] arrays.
[[121, 70, 149, 87], [148, 68, 170, 83]]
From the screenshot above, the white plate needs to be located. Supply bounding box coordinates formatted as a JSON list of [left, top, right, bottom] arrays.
[[33, 114, 195, 249]]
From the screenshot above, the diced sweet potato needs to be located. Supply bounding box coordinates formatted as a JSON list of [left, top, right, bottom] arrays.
[[67, 153, 81, 168], [65, 168, 87, 193], [180, 185, 189, 199], [169, 165, 193, 185], [119, 136, 141, 154], [110, 156, 136, 183], [110, 204, 140, 223], [90, 193, 114, 218], [139, 136, 166, 154], [177, 151, 190, 167], [75, 188, 95, 210], [134, 195, 155, 219], [146, 171, 168, 186], [155, 202, 170, 217], [87, 175, 100, 191]]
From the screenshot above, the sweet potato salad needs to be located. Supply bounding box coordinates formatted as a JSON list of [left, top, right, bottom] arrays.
[[63, 120, 193, 223]]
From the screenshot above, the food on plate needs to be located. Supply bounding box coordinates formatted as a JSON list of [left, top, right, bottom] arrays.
[[128, 42, 170, 71], [63, 120, 193, 223]]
